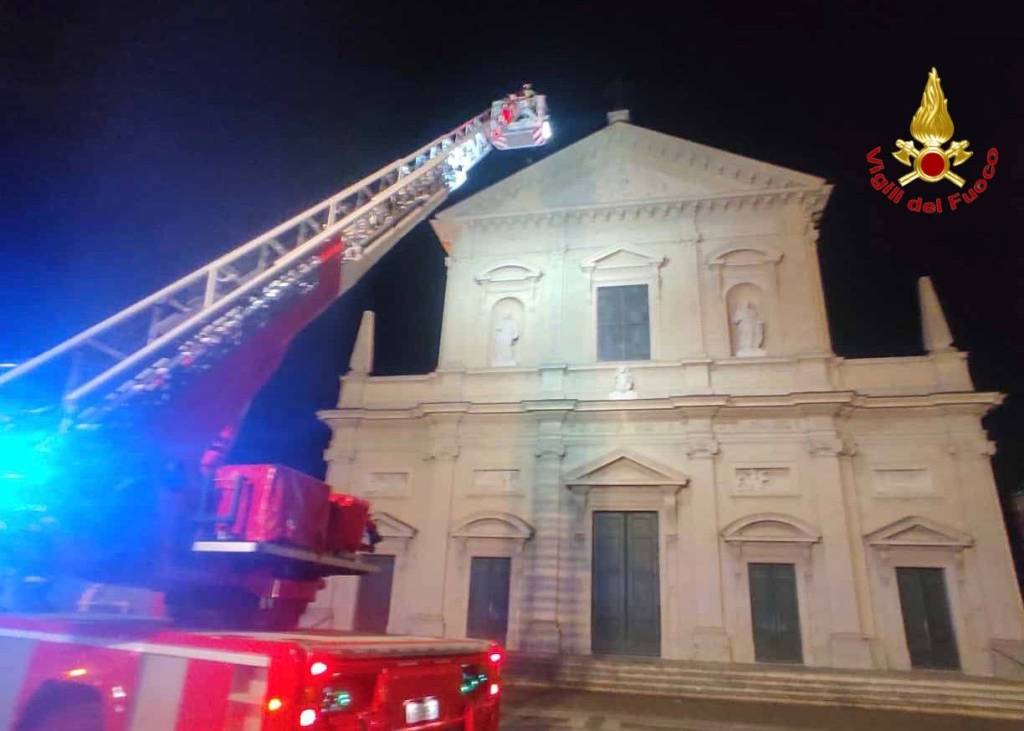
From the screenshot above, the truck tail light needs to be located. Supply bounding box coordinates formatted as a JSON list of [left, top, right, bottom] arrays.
[[487, 645, 504, 666], [299, 708, 318, 726], [266, 697, 283, 713]]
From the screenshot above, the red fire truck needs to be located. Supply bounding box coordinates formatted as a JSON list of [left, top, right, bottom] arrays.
[[0, 89, 549, 730]]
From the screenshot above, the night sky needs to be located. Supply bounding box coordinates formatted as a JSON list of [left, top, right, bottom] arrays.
[[3, 4, 1023, 553]]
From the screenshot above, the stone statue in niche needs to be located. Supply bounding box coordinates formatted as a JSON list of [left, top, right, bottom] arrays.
[[492, 312, 520, 366], [609, 365, 637, 400], [733, 301, 766, 357]]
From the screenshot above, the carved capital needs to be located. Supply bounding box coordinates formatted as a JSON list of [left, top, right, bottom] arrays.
[[534, 438, 566, 461], [805, 433, 845, 457], [425, 442, 460, 462], [685, 435, 720, 459]]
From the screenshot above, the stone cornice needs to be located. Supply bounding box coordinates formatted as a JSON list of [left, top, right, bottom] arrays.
[[318, 390, 1002, 423], [447, 186, 831, 230]]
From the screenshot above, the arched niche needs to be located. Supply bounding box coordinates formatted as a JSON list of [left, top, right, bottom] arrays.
[[490, 297, 525, 367]]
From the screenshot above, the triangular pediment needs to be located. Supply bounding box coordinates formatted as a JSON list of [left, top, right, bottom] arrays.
[[581, 247, 665, 272], [371, 511, 417, 540], [437, 122, 824, 220], [565, 449, 688, 487], [865, 516, 973, 549]]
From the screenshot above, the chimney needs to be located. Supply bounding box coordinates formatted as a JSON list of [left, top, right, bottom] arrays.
[[607, 109, 630, 125]]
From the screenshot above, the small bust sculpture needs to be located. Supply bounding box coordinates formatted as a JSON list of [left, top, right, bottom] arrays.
[[733, 301, 766, 357], [609, 365, 638, 400]]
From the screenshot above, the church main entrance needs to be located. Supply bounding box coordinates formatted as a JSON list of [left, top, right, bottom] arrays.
[[591, 511, 660, 656]]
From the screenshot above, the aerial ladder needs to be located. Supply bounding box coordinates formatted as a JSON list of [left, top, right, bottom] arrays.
[[0, 89, 551, 626]]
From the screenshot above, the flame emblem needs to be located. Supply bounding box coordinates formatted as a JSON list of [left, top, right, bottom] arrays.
[[892, 68, 972, 187]]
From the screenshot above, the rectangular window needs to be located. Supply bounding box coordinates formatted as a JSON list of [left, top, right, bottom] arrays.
[[597, 284, 650, 361]]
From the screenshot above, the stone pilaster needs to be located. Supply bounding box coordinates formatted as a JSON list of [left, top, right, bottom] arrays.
[[322, 415, 360, 490], [521, 404, 571, 653], [406, 411, 462, 638], [684, 416, 730, 661], [947, 433, 1024, 677], [803, 424, 873, 669]]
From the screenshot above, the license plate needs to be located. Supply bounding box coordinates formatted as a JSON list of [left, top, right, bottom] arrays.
[[404, 696, 440, 724]]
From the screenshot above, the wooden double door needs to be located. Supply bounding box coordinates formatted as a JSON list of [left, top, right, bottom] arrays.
[[748, 562, 803, 663], [591, 511, 661, 657], [896, 567, 960, 670]]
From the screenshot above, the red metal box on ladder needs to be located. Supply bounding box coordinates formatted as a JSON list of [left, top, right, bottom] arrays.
[[214, 464, 330, 550]]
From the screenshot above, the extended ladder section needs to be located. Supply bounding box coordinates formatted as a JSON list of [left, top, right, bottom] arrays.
[[0, 107, 510, 426]]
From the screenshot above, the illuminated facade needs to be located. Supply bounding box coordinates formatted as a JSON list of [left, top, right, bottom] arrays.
[[311, 115, 1024, 677]]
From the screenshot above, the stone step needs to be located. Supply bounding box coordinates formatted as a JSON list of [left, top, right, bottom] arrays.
[[508, 677, 1024, 719], [509, 659, 1024, 688], [504, 657, 1024, 720], [510, 670, 1024, 707], [515, 665, 1024, 701], [508, 657, 1024, 695]]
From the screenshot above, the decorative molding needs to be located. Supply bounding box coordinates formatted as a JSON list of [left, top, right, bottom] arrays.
[[424, 443, 460, 462], [564, 449, 689, 488], [320, 390, 1004, 423], [871, 467, 935, 498], [365, 471, 410, 496], [946, 438, 997, 457], [721, 513, 822, 545], [580, 246, 667, 275], [474, 262, 543, 285], [450, 511, 534, 541], [733, 467, 794, 496], [805, 433, 846, 457], [704, 243, 784, 267], [865, 516, 974, 551], [370, 511, 418, 541], [448, 188, 829, 230], [534, 441, 566, 460], [470, 469, 521, 495], [685, 435, 720, 459]]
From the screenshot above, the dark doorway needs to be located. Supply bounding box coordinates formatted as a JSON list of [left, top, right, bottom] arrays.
[[591, 511, 660, 656], [466, 557, 511, 645], [748, 562, 803, 663], [353, 554, 395, 634], [896, 567, 960, 670]]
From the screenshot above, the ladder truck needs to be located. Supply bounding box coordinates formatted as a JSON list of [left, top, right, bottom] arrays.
[[0, 89, 550, 731]]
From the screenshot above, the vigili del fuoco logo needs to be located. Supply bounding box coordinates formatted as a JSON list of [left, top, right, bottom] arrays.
[[866, 68, 998, 214]]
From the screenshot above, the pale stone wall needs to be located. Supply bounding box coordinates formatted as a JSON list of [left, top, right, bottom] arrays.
[[313, 121, 1024, 678]]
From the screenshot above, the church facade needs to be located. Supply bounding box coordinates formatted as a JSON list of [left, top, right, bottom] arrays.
[[310, 114, 1024, 678]]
